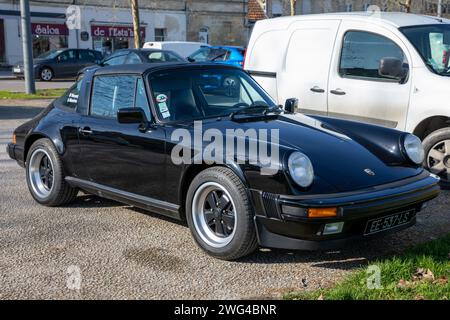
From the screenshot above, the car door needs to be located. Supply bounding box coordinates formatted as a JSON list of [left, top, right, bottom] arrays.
[[77, 74, 167, 201], [55, 49, 79, 77], [327, 22, 412, 130], [277, 20, 341, 115]]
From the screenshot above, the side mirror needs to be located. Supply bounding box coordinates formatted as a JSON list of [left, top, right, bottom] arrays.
[[379, 57, 409, 82], [117, 107, 148, 127], [284, 98, 298, 113], [187, 57, 195, 62]]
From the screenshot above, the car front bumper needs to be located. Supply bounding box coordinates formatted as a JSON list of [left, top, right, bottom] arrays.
[[250, 171, 440, 250]]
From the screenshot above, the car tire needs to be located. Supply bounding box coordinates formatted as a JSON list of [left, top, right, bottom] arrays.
[[26, 138, 78, 206], [39, 67, 53, 81], [423, 127, 450, 189], [186, 167, 258, 260]]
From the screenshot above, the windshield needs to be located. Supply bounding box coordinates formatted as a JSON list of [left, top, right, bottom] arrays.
[[36, 49, 64, 60], [189, 47, 230, 62], [401, 24, 450, 76], [148, 68, 276, 122]]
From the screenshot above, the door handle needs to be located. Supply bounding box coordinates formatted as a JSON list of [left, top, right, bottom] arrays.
[[310, 86, 325, 93], [330, 89, 346, 95], [78, 127, 93, 135]]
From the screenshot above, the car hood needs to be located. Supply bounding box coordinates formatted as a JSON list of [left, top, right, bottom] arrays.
[[198, 113, 421, 192]]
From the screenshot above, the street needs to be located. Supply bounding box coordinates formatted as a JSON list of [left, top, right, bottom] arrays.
[[0, 73, 73, 91], [1, 101, 449, 299]]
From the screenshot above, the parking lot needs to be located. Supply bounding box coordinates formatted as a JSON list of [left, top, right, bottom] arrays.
[[0, 101, 449, 299]]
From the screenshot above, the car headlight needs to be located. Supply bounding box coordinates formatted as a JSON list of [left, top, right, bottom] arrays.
[[288, 152, 314, 187], [403, 134, 424, 165]]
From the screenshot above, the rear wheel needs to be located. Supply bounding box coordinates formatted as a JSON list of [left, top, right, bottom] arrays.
[[423, 128, 450, 188], [186, 167, 258, 260], [40, 67, 53, 81], [26, 138, 78, 206]]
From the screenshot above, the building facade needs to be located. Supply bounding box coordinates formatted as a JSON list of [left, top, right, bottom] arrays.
[[260, 0, 450, 17], [0, 0, 248, 65]]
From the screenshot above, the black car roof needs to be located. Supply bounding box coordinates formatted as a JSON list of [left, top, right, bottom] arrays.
[[93, 62, 240, 76]]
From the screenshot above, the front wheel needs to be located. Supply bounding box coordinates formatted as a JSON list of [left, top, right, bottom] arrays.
[[40, 67, 53, 81], [423, 128, 450, 188], [186, 167, 258, 260]]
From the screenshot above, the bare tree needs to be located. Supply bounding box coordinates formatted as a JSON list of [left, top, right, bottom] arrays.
[[130, 0, 141, 48], [399, 0, 413, 13], [290, 0, 297, 16]]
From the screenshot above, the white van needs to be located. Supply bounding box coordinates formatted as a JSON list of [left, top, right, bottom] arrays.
[[143, 41, 208, 58], [245, 12, 450, 184]]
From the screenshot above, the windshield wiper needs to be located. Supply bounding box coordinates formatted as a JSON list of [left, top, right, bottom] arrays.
[[230, 105, 281, 120]]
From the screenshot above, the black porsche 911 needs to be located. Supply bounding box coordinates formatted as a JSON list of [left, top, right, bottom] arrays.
[[7, 62, 440, 260]]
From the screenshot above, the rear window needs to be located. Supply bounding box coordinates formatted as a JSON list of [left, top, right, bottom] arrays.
[[56, 75, 84, 109]]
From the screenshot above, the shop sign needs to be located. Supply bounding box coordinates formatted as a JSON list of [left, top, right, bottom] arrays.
[[91, 25, 146, 38], [32, 23, 69, 36]]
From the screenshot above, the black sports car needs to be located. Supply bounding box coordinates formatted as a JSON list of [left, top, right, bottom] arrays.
[[7, 63, 440, 260]]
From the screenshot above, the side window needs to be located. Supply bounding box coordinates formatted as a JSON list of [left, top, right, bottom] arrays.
[[58, 50, 77, 62], [340, 31, 407, 80], [79, 50, 96, 62], [103, 54, 127, 66], [91, 75, 137, 118], [57, 75, 83, 109], [125, 52, 142, 64], [135, 78, 151, 120], [148, 51, 166, 62]]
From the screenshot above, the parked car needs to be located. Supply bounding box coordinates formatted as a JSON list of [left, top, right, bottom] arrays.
[[143, 41, 208, 58], [188, 46, 245, 67], [99, 49, 185, 66], [12, 48, 102, 81], [7, 63, 440, 260], [245, 12, 450, 186]]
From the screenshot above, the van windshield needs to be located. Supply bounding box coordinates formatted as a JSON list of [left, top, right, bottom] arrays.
[[400, 24, 450, 76]]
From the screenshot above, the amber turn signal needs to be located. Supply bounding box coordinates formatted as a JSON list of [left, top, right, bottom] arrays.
[[12, 134, 16, 145], [308, 207, 337, 218]]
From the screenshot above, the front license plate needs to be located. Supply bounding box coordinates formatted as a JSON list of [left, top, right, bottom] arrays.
[[13, 68, 21, 73], [364, 210, 415, 235]]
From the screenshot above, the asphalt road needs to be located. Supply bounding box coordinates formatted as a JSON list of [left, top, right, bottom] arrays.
[[1, 103, 449, 299], [0, 77, 74, 91]]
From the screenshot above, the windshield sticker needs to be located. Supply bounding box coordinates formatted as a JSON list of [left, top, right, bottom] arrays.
[[156, 94, 167, 103], [161, 111, 171, 119], [158, 101, 169, 113]]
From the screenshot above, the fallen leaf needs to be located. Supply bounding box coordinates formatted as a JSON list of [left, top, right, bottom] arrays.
[[317, 294, 324, 300], [415, 295, 425, 300], [432, 277, 448, 285], [397, 279, 412, 288]]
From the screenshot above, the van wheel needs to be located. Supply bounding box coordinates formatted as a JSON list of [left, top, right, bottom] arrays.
[[186, 167, 258, 260], [26, 138, 78, 206], [423, 128, 450, 188]]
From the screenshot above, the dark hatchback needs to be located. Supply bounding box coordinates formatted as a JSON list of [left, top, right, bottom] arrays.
[[7, 63, 440, 260], [13, 48, 103, 81], [99, 49, 185, 66]]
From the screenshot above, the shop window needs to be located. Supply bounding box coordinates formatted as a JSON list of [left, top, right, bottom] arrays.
[[154, 28, 166, 42]]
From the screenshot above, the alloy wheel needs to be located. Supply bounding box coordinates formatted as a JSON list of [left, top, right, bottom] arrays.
[[427, 139, 450, 182], [41, 68, 52, 81], [192, 182, 237, 248], [28, 149, 54, 198]]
